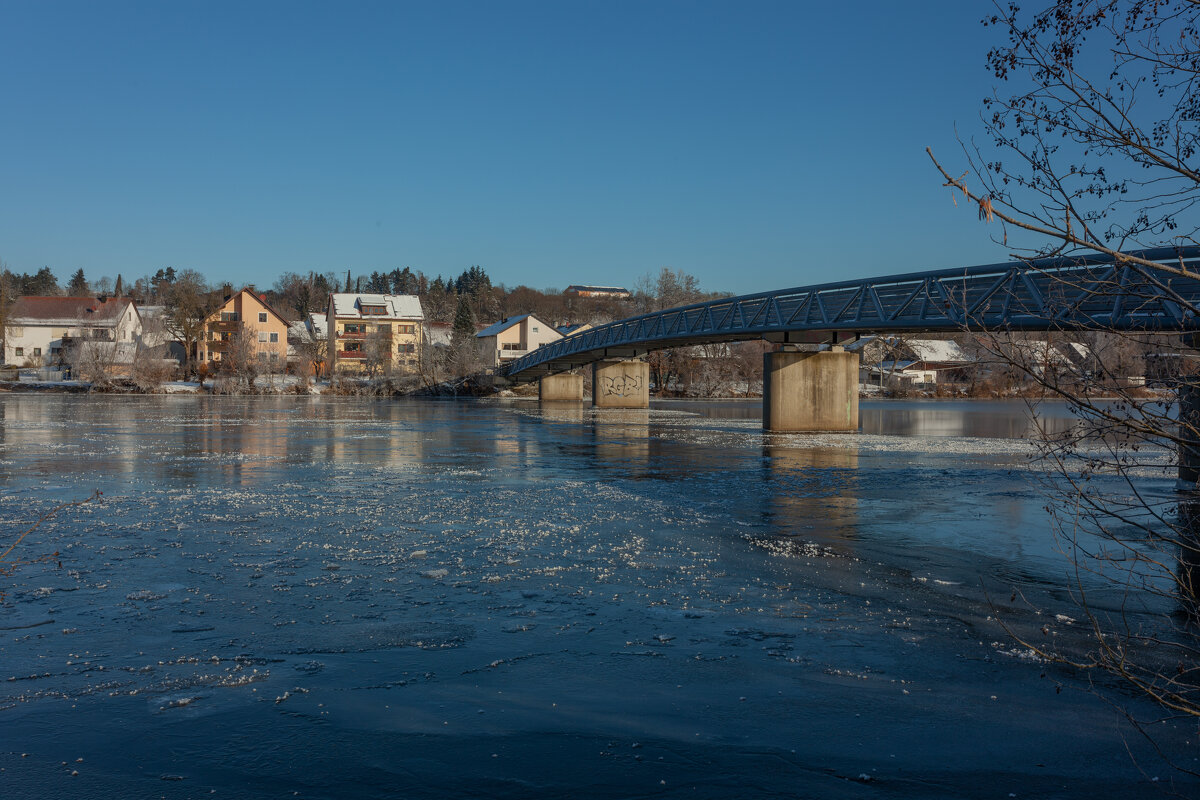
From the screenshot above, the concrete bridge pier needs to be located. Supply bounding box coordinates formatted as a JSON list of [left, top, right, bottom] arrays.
[[763, 347, 859, 432], [539, 372, 584, 403], [593, 359, 649, 408]]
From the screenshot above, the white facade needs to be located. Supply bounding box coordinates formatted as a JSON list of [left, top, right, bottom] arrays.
[[475, 314, 562, 367], [4, 297, 142, 366]]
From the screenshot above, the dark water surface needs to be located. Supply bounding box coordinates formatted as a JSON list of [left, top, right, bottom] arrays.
[[1, 395, 1196, 798]]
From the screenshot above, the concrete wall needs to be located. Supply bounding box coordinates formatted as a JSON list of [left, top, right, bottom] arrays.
[[539, 373, 584, 403], [593, 359, 649, 408], [763, 349, 859, 432]]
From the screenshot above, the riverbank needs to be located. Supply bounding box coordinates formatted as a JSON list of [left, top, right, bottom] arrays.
[[0, 377, 1167, 402]]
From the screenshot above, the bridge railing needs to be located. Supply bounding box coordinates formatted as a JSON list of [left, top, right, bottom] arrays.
[[501, 247, 1200, 382]]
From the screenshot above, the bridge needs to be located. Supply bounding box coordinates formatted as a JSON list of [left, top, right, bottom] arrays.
[[498, 247, 1200, 431]]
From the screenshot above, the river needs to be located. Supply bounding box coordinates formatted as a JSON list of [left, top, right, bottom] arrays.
[[0, 395, 1196, 798]]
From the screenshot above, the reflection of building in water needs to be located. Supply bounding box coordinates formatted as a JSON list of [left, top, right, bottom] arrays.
[[860, 401, 1079, 439], [0, 395, 147, 481], [592, 410, 651, 469], [299, 400, 433, 468], [195, 405, 293, 487], [763, 444, 860, 548]]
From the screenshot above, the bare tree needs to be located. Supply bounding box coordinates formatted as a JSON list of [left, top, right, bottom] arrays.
[[128, 344, 175, 391], [363, 327, 393, 378], [933, 0, 1200, 735], [164, 270, 218, 379], [215, 323, 260, 393]]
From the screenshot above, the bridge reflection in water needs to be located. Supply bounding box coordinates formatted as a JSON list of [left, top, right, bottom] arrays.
[[763, 444, 860, 551]]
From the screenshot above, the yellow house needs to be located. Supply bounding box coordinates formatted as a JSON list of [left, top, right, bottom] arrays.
[[327, 293, 425, 375], [197, 288, 290, 371]]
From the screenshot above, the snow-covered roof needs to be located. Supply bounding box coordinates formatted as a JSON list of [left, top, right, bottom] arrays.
[[329, 293, 424, 320], [1014, 341, 1083, 366], [307, 312, 327, 338], [11, 296, 135, 327], [476, 314, 531, 338], [288, 320, 313, 343], [907, 339, 969, 363], [1066, 342, 1091, 360]]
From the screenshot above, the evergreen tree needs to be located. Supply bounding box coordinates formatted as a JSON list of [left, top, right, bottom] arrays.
[[314, 273, 333, 303], [399, 267, 417, 294], [67, 268, 89, 296], [450, 295, 478, 375], [27, 267, 61, 295], [367, 271, 389, 294], [452, 295, 476, 340], [344, 270, 353, 293]]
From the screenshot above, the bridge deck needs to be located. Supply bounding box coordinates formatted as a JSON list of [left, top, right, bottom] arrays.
[[501, 247, 1200, 383]]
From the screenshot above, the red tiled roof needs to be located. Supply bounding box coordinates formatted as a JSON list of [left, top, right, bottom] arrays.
[[11, 296, 134, 323]]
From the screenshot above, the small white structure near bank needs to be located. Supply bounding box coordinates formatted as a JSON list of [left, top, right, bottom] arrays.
[[476, 314, 562, 367]]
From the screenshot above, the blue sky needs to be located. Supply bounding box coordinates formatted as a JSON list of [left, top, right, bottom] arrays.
[[1, 1, 1012, 295]]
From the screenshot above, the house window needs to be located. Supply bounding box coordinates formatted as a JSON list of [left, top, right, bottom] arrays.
[[258, 312, 267, 323], [258, 332, 269, 343], [221, 312, 239, 322], [396, 324, 415, 334], [14, 347, 23, 357], [532, 326, 539, 333], [32, 348, 41, 357], [360, 304, 386, 315], [397, 343, 415, 354], [345, 342, 362, 352], [376, 323, 391, 333], [269, 332, 279, 343], [343, 323, 364, 334]]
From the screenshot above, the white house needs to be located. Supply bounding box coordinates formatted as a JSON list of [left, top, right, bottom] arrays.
[[3, 296, 142, 367], [475, 314, 562, 367]]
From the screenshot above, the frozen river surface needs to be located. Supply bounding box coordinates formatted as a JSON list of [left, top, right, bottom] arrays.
[[0, 395, 1197, 798]]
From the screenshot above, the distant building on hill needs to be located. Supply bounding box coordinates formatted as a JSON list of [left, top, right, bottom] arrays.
[[564, 285, 631, 299]]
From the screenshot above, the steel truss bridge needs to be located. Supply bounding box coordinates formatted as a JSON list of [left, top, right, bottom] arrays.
[[500, 247, 1200, 383]]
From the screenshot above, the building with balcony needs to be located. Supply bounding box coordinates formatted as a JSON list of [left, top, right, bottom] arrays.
[[326, 293, 424, 375], [197, 288, 290, 370], [3, 296, 142, 367], [476, 313, 562, 368]]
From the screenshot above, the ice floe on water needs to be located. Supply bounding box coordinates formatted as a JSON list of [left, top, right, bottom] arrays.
[[0, 395, 1195, 797]]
